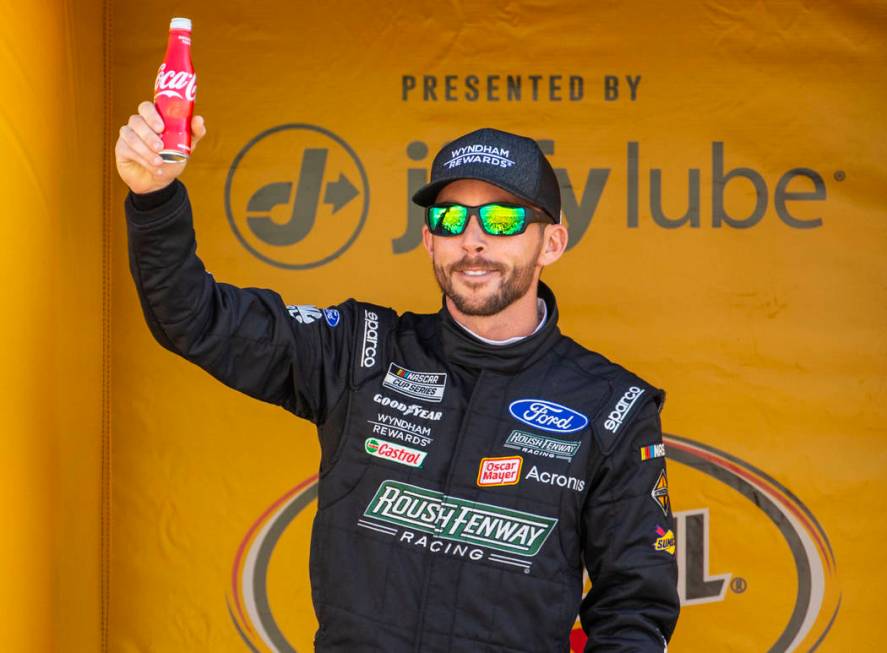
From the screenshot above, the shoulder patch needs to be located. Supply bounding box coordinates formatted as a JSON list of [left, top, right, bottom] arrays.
[[593, 377, 665, 455]]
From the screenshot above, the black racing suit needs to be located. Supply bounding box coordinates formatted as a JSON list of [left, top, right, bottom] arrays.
[[125, 179, 679, 652]]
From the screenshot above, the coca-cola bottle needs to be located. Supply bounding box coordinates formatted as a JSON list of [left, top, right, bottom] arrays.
[[154, 17, 197, 162]]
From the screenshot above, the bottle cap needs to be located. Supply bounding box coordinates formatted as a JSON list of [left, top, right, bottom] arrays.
[[170, 17, 192, 31]]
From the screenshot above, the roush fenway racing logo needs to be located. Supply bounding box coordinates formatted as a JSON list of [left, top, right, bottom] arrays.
[[228, 434, 840, 653]]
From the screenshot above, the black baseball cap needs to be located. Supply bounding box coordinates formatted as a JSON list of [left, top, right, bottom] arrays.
[[411, 127, 562, 223]]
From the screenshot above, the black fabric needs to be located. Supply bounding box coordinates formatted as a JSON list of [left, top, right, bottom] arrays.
[[129, 179, 180, 213], [125, 182, 679, 652], [412, 127, 562, 223], [438, 281, 561, 374]]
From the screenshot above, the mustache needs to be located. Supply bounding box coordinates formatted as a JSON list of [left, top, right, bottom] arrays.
[[448, 257, 506, 274]]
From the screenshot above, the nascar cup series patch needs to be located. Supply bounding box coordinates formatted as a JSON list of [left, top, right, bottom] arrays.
[[382, 363, 447, 403]]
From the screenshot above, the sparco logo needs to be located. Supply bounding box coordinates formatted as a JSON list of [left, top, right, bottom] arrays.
[[604, 386, 645, 433], [360, 310, 379, 368], [363, 480, 557, 556], [373, 394, 442, 421], [445, 144, 516, 169], [153, 63, 197, 101], [509, 399, 588, 434], [225, 124, 369, 269]]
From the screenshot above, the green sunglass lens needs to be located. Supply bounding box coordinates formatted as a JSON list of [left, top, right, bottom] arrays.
[[429, 205, 468, 234], [480, 205, 526, 235]]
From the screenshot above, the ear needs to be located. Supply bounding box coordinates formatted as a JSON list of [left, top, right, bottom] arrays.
[[537, 223, 569, 266], [421, 224, 434, 258]]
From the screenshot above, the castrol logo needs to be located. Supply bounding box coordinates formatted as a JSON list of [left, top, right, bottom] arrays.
[[364, 437, 426, 468], [154, 64, 197, 101]]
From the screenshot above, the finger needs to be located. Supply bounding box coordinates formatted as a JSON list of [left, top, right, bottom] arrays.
[[127, 114, 163, 154], [191, 115, 206, 149], [127, 114, 164, 153], [119, 125, 164, 169], [138, 100, 165, 133], [115, 137, 162, 175]]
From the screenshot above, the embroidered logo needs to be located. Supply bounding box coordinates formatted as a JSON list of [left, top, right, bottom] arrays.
[[444, 144, 516, 169], [508, 399, 589, 434], [604, 386, 645, 433], [382, 363, 447, 403], [640, 443, 666, 461], [652, 469, 671, 516], [504, 430, 581, 461], [477, 456, 523, 487], [654, 525, 676, 555]]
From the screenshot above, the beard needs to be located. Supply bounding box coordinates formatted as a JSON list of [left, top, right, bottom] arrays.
[[433, 252, 539, 317]]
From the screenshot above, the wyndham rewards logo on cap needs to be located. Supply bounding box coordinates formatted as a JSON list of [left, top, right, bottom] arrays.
[[444, 144, 517, 170]]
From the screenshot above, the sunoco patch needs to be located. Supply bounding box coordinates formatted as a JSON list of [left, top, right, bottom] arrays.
[[654, 525, 676, 555]]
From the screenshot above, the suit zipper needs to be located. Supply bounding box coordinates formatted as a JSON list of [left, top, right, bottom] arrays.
[[412, 369, 485, 653]]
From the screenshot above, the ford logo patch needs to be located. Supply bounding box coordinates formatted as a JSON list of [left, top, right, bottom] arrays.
[[508, 399, 589, 434]]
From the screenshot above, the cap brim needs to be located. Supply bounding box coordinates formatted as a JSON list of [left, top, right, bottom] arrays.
[[411, 176, 557, 222]]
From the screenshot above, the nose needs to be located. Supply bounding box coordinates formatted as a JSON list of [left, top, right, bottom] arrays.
[[459, 213, 487, 254]]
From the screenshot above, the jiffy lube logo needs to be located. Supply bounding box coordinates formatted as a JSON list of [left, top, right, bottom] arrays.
[[509, 399, 589, 434], [226, 124, 369, 269], [444, 143, 516, 169]]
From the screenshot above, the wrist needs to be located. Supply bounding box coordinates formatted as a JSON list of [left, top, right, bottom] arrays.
[[130, 180, 179, 211]]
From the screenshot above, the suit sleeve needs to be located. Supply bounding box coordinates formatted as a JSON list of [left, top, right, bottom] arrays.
[[580, 399, 680, 652], [124, 179, 354, 424]]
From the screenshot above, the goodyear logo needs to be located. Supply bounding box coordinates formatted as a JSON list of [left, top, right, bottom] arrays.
[[363, 480, 557, 556]]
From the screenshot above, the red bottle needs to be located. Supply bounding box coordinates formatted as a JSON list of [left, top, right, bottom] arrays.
[[154, 17, 197, 162]]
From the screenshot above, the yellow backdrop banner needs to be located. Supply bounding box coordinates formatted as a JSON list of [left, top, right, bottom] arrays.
[[107, 2, 886, 651]]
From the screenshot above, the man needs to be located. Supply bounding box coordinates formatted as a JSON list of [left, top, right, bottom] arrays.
[[117, 102, 679, 652]]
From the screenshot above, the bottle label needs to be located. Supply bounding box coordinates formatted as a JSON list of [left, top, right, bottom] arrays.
[[154, 63, 197, 102]]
